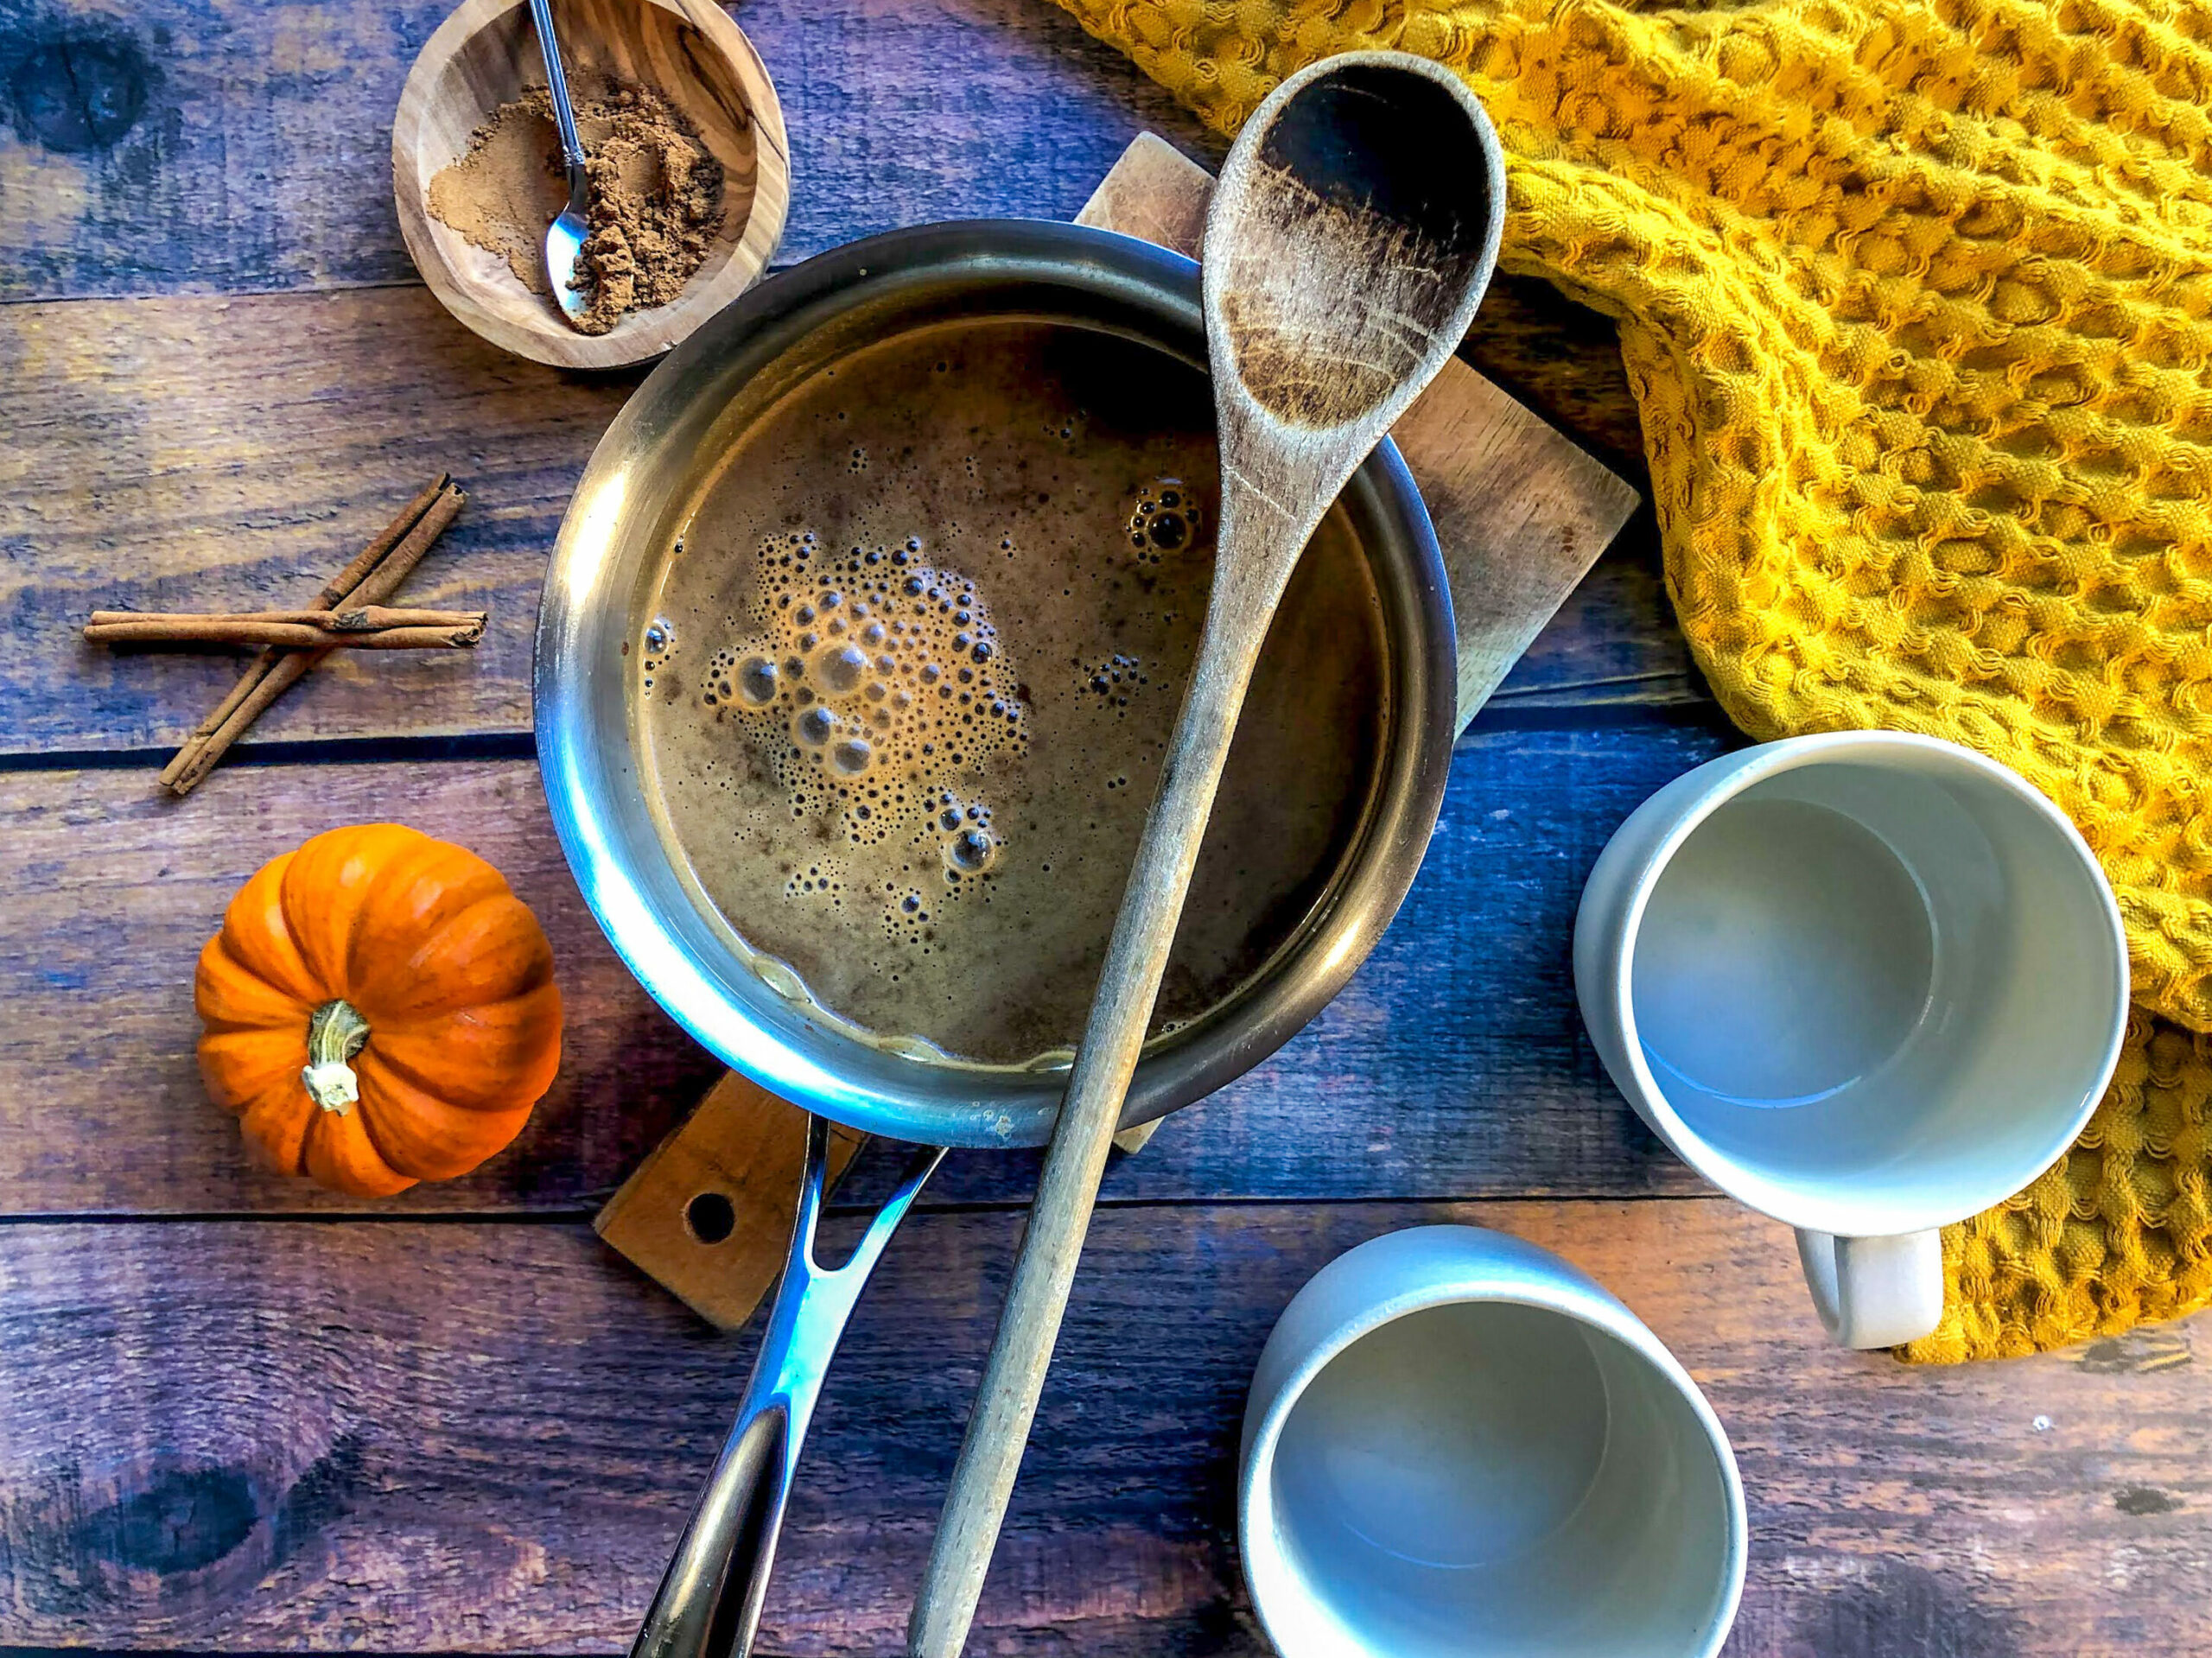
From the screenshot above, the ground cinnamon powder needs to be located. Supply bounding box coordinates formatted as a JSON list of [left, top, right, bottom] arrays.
[[428, 79, 725, 335]]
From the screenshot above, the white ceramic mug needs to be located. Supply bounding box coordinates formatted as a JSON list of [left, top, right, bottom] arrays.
[[1575, 731, 2128, 1349], [1240, 1226, 1745, 1658]]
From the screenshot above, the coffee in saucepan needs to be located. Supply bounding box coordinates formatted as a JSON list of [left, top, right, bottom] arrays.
[[640, 318, 1389, 1065]]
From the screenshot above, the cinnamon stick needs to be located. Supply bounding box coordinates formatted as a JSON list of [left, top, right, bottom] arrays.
[[164, 653, 319, 797], [334, 482, 468, 611], [157, 475, 452, 791], [328, 606, 479, 633], [162, 480, 468, 797], [309, 477, 455, 609], [88, 607, 486, 647]]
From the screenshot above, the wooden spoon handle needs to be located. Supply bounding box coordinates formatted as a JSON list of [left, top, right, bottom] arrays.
[[907, 638, 1260, 1657]]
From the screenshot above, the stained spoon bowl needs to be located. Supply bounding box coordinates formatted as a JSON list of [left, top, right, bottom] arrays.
[[545, 171, 591, 325]]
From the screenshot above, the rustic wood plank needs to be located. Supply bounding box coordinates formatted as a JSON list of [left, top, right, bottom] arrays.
[[0, 0, 1681, 759], [0, 727, 1734, 1215], [0, 757, 721, 1216], [0, 283, 1682, 760], [0, 0, 1655, 473], [0, 0, 1209, 301], [0, 0, 1653, 487], [1, 284, 625, 755], [1465, 273, 1651, 478], [1482, 509, 1704, 713], [2, 1204, 2205, 1655]]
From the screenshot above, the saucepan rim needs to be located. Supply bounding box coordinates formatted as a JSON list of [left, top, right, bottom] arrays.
[[535, 219, 1456, 1147]]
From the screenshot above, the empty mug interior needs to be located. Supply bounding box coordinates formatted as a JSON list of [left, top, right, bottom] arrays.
[[1626, 751, 2123, 1231], [1263, 1299, 1736, 1658]]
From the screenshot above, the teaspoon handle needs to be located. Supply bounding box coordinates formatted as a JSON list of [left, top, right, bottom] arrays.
[[524, 0, 587, 169], [908, 606, 1269, 1657]]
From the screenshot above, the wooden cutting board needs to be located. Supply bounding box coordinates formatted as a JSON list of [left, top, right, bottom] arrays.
[[594, 133, 1640, 1331]]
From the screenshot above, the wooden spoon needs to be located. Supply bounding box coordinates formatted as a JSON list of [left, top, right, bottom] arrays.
[[908, 52, 1507, 1656]]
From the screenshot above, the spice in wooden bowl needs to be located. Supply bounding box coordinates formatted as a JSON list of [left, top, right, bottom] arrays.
[[429, 79, 723, 335], [391, 0, 788, 371]]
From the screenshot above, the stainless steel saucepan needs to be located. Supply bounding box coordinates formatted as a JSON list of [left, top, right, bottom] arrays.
[[536, 220, 1457, 1658]]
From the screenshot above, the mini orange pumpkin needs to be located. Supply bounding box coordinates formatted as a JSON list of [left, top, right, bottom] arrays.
[[195, 823, 563, 1196]]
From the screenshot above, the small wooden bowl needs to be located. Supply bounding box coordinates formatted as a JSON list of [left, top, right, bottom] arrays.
[[392, 0, 789, 370]]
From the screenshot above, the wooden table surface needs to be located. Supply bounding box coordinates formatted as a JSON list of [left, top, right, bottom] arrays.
[[3, 3, 2207, 1655]]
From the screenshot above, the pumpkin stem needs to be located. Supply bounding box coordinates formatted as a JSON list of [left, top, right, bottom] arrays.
[[302, 999, 372, 1115]]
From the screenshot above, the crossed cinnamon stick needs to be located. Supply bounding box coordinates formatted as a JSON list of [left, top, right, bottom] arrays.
[[142, 475, 470, 797], [87, 606, 486, 649]]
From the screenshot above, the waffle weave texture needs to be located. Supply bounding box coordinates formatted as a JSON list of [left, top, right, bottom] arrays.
[[1051, 0, 2212, 1357]]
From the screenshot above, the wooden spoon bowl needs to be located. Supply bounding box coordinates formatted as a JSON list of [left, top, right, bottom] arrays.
[[392, 0, 789, 370]]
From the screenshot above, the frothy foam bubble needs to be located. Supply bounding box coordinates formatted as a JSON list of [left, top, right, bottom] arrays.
[[944, 826, 997, 874], [737, 656, 778, 703], [816, 642, 869, 695], [1128, 477, 1203, 565], [661, 532, 1030, 947]]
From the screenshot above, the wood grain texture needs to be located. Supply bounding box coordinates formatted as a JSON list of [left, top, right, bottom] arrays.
[[0, 286, 625, 755], [0, 0, 1209, 302], [0, 275, 1685, 760], [0, 135, 1675, 761], [0, 727, 1734, 1216], [1071, 132, 1212, 251], [0, 758, 721, 1217], [0, 0, 1648, 467], [916, 82, 1522, 1648], [1399, 388, 1642, 722], [1465, 273, 1651, 478], [3, 1204, 2205, 1655], [391, 0, 788, 369]]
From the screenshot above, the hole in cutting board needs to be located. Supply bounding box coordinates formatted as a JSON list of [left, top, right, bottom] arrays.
[[685, 1191, 737, 1244]]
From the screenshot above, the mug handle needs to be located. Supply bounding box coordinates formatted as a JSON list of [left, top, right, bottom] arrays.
[[1795, 1229, 1944, 1349]]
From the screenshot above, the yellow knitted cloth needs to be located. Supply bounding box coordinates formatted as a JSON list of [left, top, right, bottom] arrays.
[[1053, 0, 2212, 1358]]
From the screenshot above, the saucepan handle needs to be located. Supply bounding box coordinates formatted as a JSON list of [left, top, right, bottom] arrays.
[[632, 1117, 944, 1658]]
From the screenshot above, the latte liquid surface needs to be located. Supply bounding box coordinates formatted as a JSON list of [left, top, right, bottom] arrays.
[[640, 318, 1388, 1064]]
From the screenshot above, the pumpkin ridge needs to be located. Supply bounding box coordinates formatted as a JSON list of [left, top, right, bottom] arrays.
[[281, 827, 425, 998], [194, 933, 316, 1032], [366, 982, 563, 1111], [353, 1048, 534, 1179], [410, 891, 552, 975], [237, 1090, 314, 1176], [370, 1057, 556, 1115], [199, 1028, 307, 1113], [344, 1067, 413, 1178], [353, 893, 556, 1014], [213, 851, 326, 1007], [374, 985, 562, 1034], [302, 1102, 416, 1196], [347, 835, 511, 991]]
